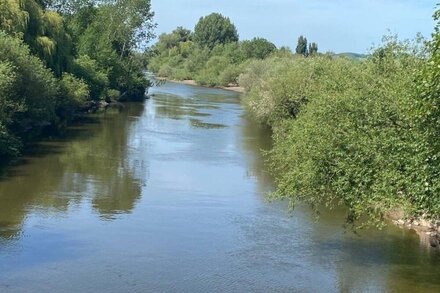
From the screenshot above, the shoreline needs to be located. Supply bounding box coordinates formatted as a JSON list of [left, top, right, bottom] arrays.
[[157, 77, 440, 249], [387, 210, 440, 248], [157, 78, 245, 93]]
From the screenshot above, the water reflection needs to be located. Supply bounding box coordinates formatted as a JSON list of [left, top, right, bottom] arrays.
[[0, 103, 147, 243], [239, 113, 274, 195], [1, 82, 440, 292]]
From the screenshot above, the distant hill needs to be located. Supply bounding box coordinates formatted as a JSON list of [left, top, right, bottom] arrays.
[[335, 52, 368, 60]]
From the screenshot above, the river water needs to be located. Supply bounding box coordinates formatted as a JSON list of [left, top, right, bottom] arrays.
[[0, 82, 439, 292]]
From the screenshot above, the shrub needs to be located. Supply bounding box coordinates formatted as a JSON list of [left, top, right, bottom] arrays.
[[0, 123, 21, 159], [58, 73, 90, 118], [241, 37, 432, 226], [106, 89, 120, 101], [195, 56, 230, 86], [158, 64, 173, 77], [241, 38, 277, 59], [0, 31, 58, 134], [72, 55, 108, 100]]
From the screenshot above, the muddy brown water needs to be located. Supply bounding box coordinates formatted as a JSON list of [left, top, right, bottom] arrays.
[[0, 82, 439, 292]]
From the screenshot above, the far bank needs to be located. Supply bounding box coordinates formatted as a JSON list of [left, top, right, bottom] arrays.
[[156, 78, 245, 93]]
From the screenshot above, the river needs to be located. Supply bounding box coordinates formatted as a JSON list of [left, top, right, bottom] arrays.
[[0, 82, 439, 292]]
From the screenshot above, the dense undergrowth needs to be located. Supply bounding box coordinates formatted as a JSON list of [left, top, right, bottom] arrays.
[[0, 0, 154, 161], [240, 18, 440, 226]]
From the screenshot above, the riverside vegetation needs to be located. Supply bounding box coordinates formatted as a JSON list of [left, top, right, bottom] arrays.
[[149, 10, 440, 227], [148, 13, 308, 87], [239, 9, 440, 228], [0, 0, 154, 161], [3, 2, 440, 229]]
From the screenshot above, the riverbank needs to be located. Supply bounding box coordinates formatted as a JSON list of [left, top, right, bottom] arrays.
[[157, 78, 245, 93], [158, 77, 440, 249], [387, 210, 440, 248]]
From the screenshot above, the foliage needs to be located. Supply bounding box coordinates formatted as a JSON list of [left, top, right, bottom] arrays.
[[239, 33, 440, 226], [58, 72, 89, 118], [295, 35, 318, 57], [414, 8, 440, 216], [154, 27, 192, 52], [148, 14, 279, 87], [67, 0, 154, 96], [193, 13, 238, 50], [241, 37, 277, 59], [240, 55, 338, 125], [0, 0, 29, 35], [72, 55, 109, 100], [0, 123, 22, 159], [195, 55, 231, 86], [295, 35, 307, 56], [0, 0, 154, 161], [0, 61, 23, 159], [0, 31, 58, 157], [308, 42, 318, 56], [0, 31, 59, 128]]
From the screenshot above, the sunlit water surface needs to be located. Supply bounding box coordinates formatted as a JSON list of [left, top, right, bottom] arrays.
[[0, 82, 439, 292]]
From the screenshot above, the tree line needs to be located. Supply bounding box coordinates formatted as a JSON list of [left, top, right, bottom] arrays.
[[0, 0, 154, 161], [148, 12, 317, 87]]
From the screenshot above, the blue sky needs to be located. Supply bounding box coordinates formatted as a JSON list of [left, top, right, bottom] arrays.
[[151, 0, 437, 53]]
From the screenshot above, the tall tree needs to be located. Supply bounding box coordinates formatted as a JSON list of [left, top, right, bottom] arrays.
[[193, 13, 238, 50], [296, 35, 308, 56], [154, 26, 192, 51], [308, 42, 318, 55]]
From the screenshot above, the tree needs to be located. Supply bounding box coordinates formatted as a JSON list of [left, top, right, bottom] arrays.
[[193, 13, 238, 50], [241, 38, 277, 59], [68, 0, 155, 99], [154, 26, 192, 51], [0, 0, 156, 160], [0, 0, 29, 34], [296, 36, 318, 57], [296, 35, 308, 56], [0, 30, 58, 141], [308, 42, 318, 55]]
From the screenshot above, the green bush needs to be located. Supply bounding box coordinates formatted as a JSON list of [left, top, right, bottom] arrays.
[[0, 31, 58, 133], [0, 61, 18, 125], [58, 73, 90, 118], [0, 123, 21, 159], [72, 55, 109, 100], [239, 55, 340, 125], [240, 37, 435, 226], [158, 64, 173, 77], [241, 38, 277, 59], [195, 56, 230, 86], [173, 68, 192, 80], [106, 89, 120, 101], [0, 61, 22, 159], [218, 64, 241, 86]]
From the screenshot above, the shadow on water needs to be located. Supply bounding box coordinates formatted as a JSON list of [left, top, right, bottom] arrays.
[[2, 82, 440, 292], [239, 112, 274, 195], [0, 103, 148, 244], [0, 115, 102, 178]]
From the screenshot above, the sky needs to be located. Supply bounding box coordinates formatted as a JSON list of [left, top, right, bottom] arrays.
[[150, 0, 437, 53]]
